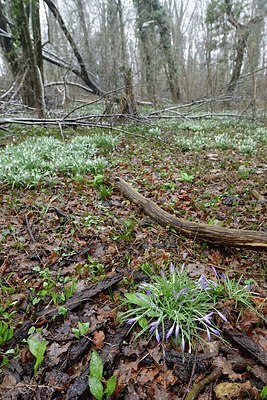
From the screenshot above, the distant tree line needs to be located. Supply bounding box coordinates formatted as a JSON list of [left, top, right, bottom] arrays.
[[0, 0, 266, 116]]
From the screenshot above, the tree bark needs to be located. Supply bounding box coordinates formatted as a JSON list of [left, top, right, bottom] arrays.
[[114, 177, 267, 250], [225, 0, 266, 93]]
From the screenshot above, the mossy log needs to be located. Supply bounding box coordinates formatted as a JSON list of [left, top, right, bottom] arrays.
[[114, 177, 267, 251]]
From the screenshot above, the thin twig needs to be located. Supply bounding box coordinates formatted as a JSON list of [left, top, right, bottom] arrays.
[[24, 215, 36, 242], [184, 367, 223, 400], [57, 121, 65, 140]]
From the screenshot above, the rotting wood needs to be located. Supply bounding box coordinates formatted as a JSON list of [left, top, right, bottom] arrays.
[[113, 177, 267, 250], [37, 273, 122, 318], [7, 320, 33, 350], [222, 327, 267, 368]]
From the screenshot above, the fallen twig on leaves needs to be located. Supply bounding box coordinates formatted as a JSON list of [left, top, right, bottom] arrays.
[[113, 176, 267, 250], [184, 367, 223, 400]]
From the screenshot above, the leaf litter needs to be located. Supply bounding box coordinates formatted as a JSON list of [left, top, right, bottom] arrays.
[[0, 120, 266, 399]]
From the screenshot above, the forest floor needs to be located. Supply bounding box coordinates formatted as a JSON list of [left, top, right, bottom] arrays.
[[0, 117, 266, 399]]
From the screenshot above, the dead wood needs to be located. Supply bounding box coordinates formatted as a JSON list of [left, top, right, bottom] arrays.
[[37, 273, 122, 318], [184, 367, 223, 400], [222, 327, 267, 368], [164, 350, 209, 382], [7, 321, 33, 350], [113, 177, 267, 250]]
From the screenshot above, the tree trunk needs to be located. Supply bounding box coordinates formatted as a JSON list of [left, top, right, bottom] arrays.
[[120, 67, 137, 115], [0, 0, 45, 115], [114, 177, 267, 250], [44, 0, 105, 97]]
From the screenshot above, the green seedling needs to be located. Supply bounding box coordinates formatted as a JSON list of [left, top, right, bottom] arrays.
[[260, 387, 267, 399], [178, 172, 194, 182], [0, 321, 14, 345], [113, 219, 135, 242], [93, 174, 105, 187], [28, 333, 47, 374], [164, 182, 175, 190], [0, 347, 16, 372], [88, 350, 117, 400], [30, 267, 77, 305], [58, 306, 68, 317], [76, 256, 105, 281], [83, 214, 101, 228], [72, 321, 90, 339], [98, 185, 113, 200]]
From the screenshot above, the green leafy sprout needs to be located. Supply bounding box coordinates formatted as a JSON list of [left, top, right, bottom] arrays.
[[0, 321, 14, 346], [260, 386, 267, 399], [72, 321, 90, 339], [27, 333, 47, 374], [30, 266, 77, 306], [88, 350, 117, 400], [119, 264, 259, 352]]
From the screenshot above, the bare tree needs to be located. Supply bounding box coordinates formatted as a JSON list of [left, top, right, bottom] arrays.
[[133, 0, 180, 102], [0, 0, 45, 116], [206, 0, 267, 94]]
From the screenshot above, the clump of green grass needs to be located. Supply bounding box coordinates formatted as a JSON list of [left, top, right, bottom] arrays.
[[0, 134, 118, 187], [119, 264, 259, 352]]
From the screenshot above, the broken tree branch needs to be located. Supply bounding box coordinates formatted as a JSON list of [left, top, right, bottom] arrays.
[[113, 177, 267, 250], [184, 367, 223, 400]]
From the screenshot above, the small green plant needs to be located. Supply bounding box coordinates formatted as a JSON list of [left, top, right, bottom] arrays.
[[260, 386, 267, 399], [119, 264, 259, 351], [28, 333, 47, 374], [88, 350, 117, 400], [58, 306, 68, 317], [212, 271, 255, 309], [178, 172, 194, 182], [0, 321, 14, 345], [98, 185, 113, 200], [164, 182, 175, 190], [72, 321, 90, 339], [148, 127, 161, 137], [113, 219, 135, 241], [93, 174, 105, 187], [30, 267, 77, 305], [76, 256, 105, 281], [237, 166, 251, 180], [83, 214, 101, 228], [0, 348, 16, 373]]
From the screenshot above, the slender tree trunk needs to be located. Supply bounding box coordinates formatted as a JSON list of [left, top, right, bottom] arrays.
[[227, 27, 249, 93]]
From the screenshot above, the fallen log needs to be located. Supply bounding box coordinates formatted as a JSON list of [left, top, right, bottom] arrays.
[[114, 177, 267, 250]]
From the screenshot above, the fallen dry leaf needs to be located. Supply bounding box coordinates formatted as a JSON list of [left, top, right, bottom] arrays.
[[47, 341, 71, 367], [93, 330, 105, 349], [136, 367, 159, 384], [213, 356, 243, 381], [155, 369, 177, 386]]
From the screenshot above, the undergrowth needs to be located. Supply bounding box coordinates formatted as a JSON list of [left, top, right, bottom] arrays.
[[0, 133, 118, 187], [119, 264, 260, 352]]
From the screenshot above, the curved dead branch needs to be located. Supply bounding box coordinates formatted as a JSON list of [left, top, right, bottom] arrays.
[[114, 177, 267, 250]]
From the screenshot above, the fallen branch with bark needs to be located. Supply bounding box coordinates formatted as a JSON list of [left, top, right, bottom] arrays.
[[113, 177, 267, 250]]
